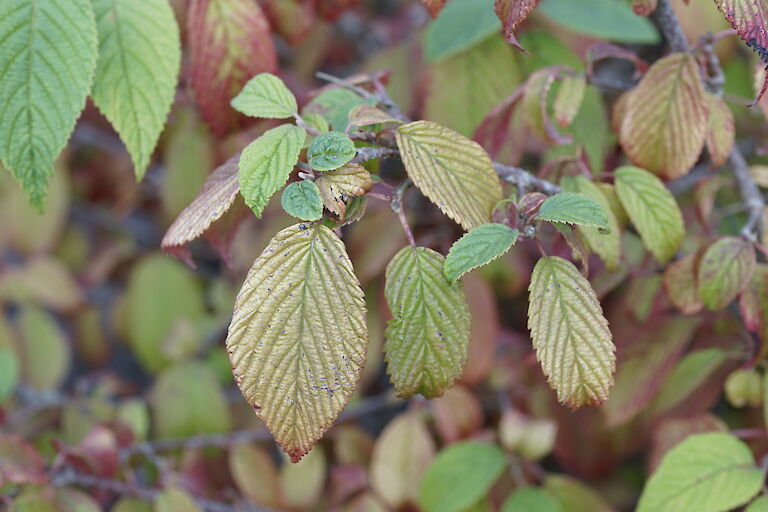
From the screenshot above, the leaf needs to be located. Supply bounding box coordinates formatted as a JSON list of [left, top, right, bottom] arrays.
[[384, 246, 470, 398], [637, 432, 763, 512], [705, 93, 735, 167], [348, 105, 402, 127], [261, 0, 315, 46], [91, 0, 181, 180], [536, 192, 610, 229], [527, 256, 615, 408], [188, 0, 277, 135], [650, 348, 729, 415], [421, 0, 447, 18], [544, 476, 613, 512], [502, 487, 562, 512], [231, 73, 297, 119], [0, 435, 46, 486], [747, 496, 768, 512], [281, 181, 323, 221], [0, 0, 97, 207], [523, 68, 570, 144], [539, 0, 660, 43], [698, 236, 756, 310], [161, 156, 240, 265], [228, 444, 280, 508], [494, 0, 542, 51], [740, 265, 768, 349], [238, 124, 305, 216], [396, 120, 503, 230], [279, 445, 327, 509], [155, 488, 204, 512], [602, 317, 698, 427], [302, 88, 377, 132], [424, 0, 501, 62], [554, 74, 587, 129], [419, 441, 506, 512], [149, 361, 231, 438], [714, 0, 768, 103], [619, 53, 709, 179], [307, 131, 356, 171], [370, 411, 436, 510], [444, 224, 519, 282], [663, 253, 704, 315], [226, 223, 367, 461], [614, 166, 685, 264], [315, 163, 373, 216], [560, 177, 621, 271], [18, 306, 70, 391], [724, 369, 763, 407]]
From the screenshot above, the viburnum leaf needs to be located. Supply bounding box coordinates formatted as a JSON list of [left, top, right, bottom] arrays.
[[698, 236, 756, 310], [714, 0, 768, 103], [705, 93, 735, 167], [649, 348, 729, 415], [523, 68, 570, 145], [421, 0, 447, 18], [638, 432, 763, 512], [155, 488, 204, 512], [307, 131, 356, 171], [501, 487, 561, 512], [91, 0, 181, 180], [536, 192, 610, 230], [0, 435, 46, 486], [162, 156, 240, 266], [614, 166, 685, 264], [227, 223, 367, 462], [0, 0, 97, 207], [238, 124, 305, 217], [348, 105, 402, 127], [527, 256, 615, 408], [424, 0, 501, 62], [384, 246, 471, 398], [603, 316, 698, 427], [231, 73, 297, 119], [554, 74, 587, 129], [663, 253, 704, 315], [560, 177, 621, 270], [619, 53, 709, 179], [188, 0, 277, 135], [303, 88, 377, 132], [444, 224, 520, 282], [494, 0, 542, 51], [315, 164, 373, 216], [281, 181, 323, 221], [395, 121, 503, 230], [747, 496, 768, 512], [740, 264, 768, 343]]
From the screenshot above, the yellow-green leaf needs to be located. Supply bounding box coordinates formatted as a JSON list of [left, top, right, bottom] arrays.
[[91, 0, 181, 179], [395, 120, 503, 230], [527, 256, 615, 408], [238, 124, 305, 217], [226, 223, 367, 461], [705, 93, 735, 167], [619, 53, 708, 179], [536, 192, 610, 229], [698, 236, 756, 310], [155, 488, 203, 512], [554, 74, 587, 129], [315, 163, 373, 216], [0, 0, 97, 207], [384, 246, 470, 398], [663, 253, 703, 315], [231, 73, 297, 119], [614, 166, 684, 264]]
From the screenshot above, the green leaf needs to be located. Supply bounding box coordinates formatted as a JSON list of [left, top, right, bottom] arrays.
[[650, 348, 728, 415], [502, 487, 562, 512], [231, 73, 297, 119], [539, 0, 660, 44], [238, 124, 305, 216], [0, 316, 19, 402], [155, 488, 203, 512], [614, 166, 684, 264], [663, 253, 704, 315], [698, 237, 756, 310], [91, 0, 181, 179], [302, 88, 376, 132], [396, 120, 503, 230], [18, 306, 70, 391], [281, 180, 323, 221], [419, 441, 506, 512], [307, 131, 356, 171], [226, 223, 367, 462], [444, 224, 519, 282], [560, 177, 621, 270], [424, 0, 501, 62], [637, 432, 763, 512], [385, 246, 470, 398], [543, 475, 613, 512], [747, 496, 768, 512], [527, 256, 615, 408], [0, 0, 97, 207], [536, 192, 610, 230]]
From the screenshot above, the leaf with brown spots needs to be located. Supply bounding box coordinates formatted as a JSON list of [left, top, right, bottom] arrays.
[[494, 0, 542, 51]]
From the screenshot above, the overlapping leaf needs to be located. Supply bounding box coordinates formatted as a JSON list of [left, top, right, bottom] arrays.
[[91, 0, 181, 180], [395, 121, 503, 230], [315, 164, 373, 216], [663, 253, 704, 314], [444, 224, 519, 282], [619, 53, 709, 179], [614, 166, 685, 264], [384, 247, 470, 398], [638, 432, 763, 512], [522, 69, 570, 144], [705, 94, 735, 167], [238, 124, 305, 216], [554, 74, 587, 129], [281, 181, 323, 221], [740, 265, 768, 349], [307, 131, 356, 171], [698, 237, 756, 310], [227, 223, 367, 462], [527, 256, 615, 408], [231, 73, 297, 119], [0, 0, 97, 207], [536, 192, 610, 229], [188, 0, 277, 135], [494, 0, 542, 51]]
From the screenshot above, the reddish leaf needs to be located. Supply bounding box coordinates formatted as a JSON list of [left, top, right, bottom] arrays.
[[261, 0, 315, 46], [632, 0, 658, 16], [421, 0, 447, 17], [705, 93, 735, 167], [663, 253, 703, 315], [714, 0, 768, 103], [473, 86, 526, 164], [494, 0, 541, 52], [316, 0, 359, 21], [0, 435, 46, 486], [188, 0, 277, 136]]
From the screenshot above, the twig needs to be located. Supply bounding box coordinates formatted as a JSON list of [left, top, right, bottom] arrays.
[[352, 146, 399, 164], [315, 71, 375, 100], [650, 0, 689, 53], [494, 163, 561, 195], [390, 179, 416, 247]]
